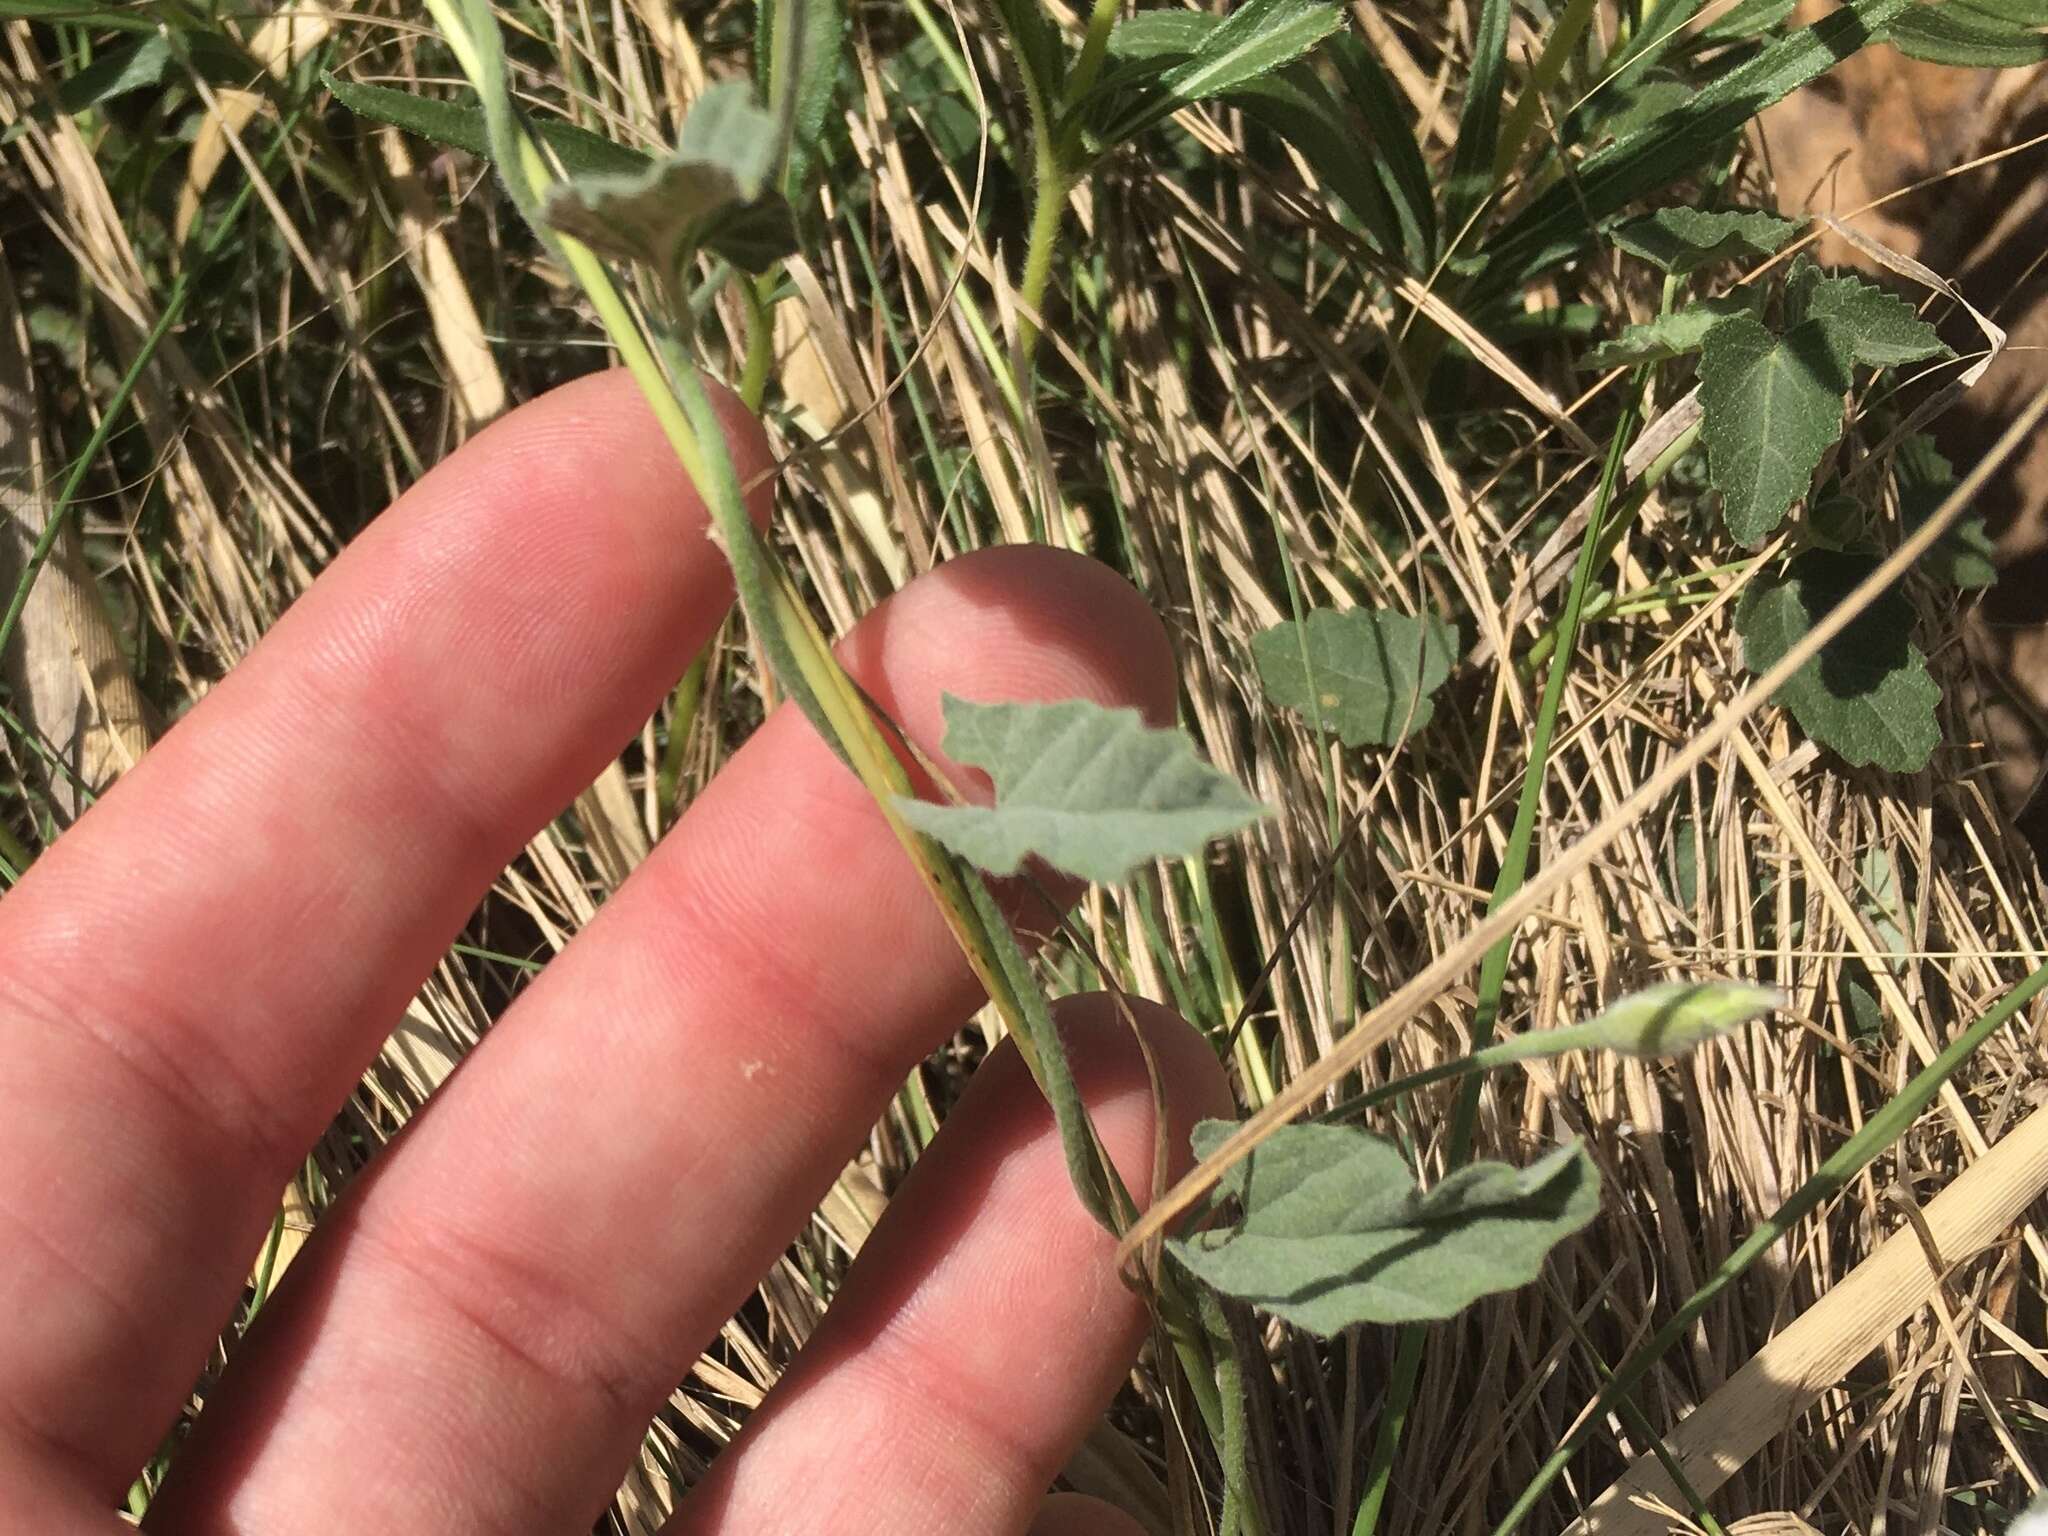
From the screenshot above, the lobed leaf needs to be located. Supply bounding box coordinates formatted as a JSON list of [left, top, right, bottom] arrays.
[[1173, 1121, 1601, 1334], [1737, 551, 1940, 772], [895, 696, 1268, 885], [1697, 315, 1850, 544], [1610, 206, 1798, 273], [1252, 607, 1457, 748], [1790, 268, 1949, 369]]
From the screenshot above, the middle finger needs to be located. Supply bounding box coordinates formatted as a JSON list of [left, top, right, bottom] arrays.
[[144, 546, 1174, 1536]]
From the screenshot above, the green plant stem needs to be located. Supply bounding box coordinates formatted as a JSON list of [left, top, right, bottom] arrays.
[[1491, 957, 2048, 1536], [1066, 0, 1122, 113], [738, 272, 775, 413], [656, 641, 712, 830], [1016, 128, 1066, 362], [1353, 386, 1644, 1536]]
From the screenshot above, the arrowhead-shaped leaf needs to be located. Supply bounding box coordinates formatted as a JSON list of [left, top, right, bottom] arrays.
[[1173, 1122, 1600, 1334], [1611, 206, 1799, 273], [542, 82, 790, 272], [1698, 314, 1851, 544], [1577, 980, 1783, 1058], [1252, 607, 1457, 747], [1581, 292, 1756, 367], [1737, 551, 1940, 772], [895, 696, 1267, 885]]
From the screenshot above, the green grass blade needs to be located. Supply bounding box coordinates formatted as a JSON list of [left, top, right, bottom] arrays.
[[1484, 0, 1912, 286], [1490, 957, 2048, 1535], [1441, 0, 1513, 243]]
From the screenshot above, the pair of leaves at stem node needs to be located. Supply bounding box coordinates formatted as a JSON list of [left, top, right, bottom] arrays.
[[1699, 266, 1949, 545]]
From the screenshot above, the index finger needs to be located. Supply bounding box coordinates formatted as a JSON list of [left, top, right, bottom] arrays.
[[0, 370, 770, 1498]]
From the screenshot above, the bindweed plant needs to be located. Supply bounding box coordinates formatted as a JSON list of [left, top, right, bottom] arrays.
[[20, 0, 2048, 1528], [334, 0, 2048, 1531]]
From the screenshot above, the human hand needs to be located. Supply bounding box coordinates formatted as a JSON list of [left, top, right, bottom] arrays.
[[0, 372, 1227, 1535]]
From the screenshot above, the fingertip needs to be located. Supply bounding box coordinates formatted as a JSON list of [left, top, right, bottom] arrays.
[[444, 367, 775, 544], [842, 547, 1179, 789], [1029, 1491, 1156, 1536]]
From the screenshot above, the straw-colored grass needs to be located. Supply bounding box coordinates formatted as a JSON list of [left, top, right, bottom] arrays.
[[4, 4, 2047, 1532]]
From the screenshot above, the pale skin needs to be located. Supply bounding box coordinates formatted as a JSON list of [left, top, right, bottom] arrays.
[[0, 371, 1229, 1535]]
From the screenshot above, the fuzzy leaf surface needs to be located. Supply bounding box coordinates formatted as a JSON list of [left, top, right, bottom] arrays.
[[1578, 980, 1782, 1058], [1698, 315, 1850, 543], [542, 82, 788, 272], [1737, 551, 1940, 771], [895, 697, 1267, 884], [1792, 270, 1949, 369], [1252, 608, 1456, 747], [1611, 206, 1799, 273], [1582, 293, 1756, 367], [1173, 1122, 1600, 1334]]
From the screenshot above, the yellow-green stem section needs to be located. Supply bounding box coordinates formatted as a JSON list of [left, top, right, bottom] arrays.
[[421, 1, 1050, 1083], [1017, 132, 1066, 362]]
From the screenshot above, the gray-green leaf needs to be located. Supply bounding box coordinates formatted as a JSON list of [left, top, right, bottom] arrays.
[[1698, 315, 1851, 544], [895, 696, 1268, 885], [1173, 1122, 1600, 1334], [1737, 551, 1940, 772], [1581, 292, 1756, 367], [1611, 207, 1800, 274], [542, 82, 783, 272], [1252, 608, 1456, 747], [1577, 980, 1782, 1058]]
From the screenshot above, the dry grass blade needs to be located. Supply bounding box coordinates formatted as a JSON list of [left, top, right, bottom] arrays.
[[1573, 1097, 2048, 1535], [0, 243, 148, 817], [1119, 374, 2048, 1268]]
